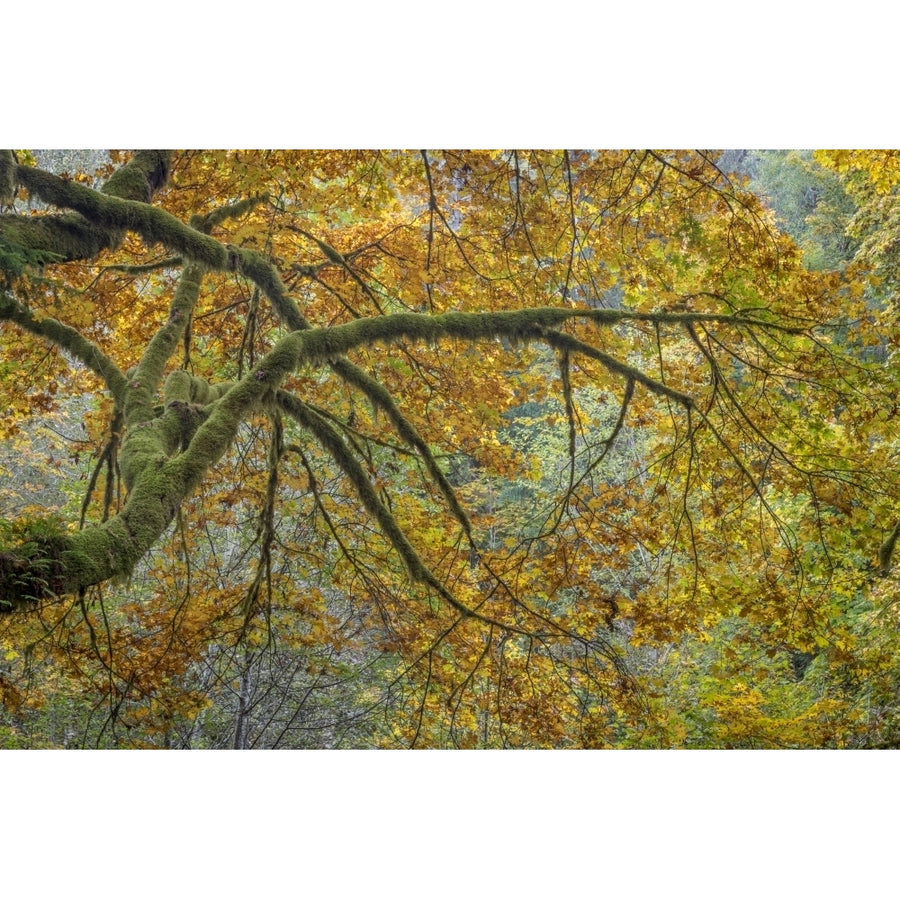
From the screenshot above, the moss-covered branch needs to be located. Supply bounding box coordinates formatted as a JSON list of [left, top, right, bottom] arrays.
[[102, 257, 183, 275], [9, 160, 309, 333], [0, 450, 192, 612], [281, 306, 792, 371], [278, 395, 432, 581], [125, 263, 205, 427], [0, 151, 174, 264], [101, 151, 172, 203], [276, 394, 515, 630], [0, 284, 782, 613], [190, 195, 268, 235], [328, 357, 473, 537], [163, 370, 234, 406], [0, 289, 128, 402]]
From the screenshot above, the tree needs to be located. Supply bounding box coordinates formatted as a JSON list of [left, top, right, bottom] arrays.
[[751, 150, 858, 271], [0, 149, 893, 747]]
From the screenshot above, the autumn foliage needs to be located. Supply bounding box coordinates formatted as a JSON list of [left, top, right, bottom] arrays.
[[1, 149, 899, 748]]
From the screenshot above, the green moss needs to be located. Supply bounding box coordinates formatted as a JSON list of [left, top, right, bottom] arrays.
[[191, 194, 268, 234], [102, 151, 172, 202], [236, 248, 309, 332], [0, 236, 62, 288], [0, 151, 15, 203], [121, 474, 179, 550], [0, 292, 127, 402], [163, 370, 192, 404], [163, 370, 232, 407], [327, 359, 473, 537], [120, 418, 172, 490], [0, 209, 115, 261]]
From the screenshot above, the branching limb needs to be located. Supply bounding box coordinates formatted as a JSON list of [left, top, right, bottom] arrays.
[[100, 256, 183, 275], [328, 357, 474, 538], [126, 263, 205, 426], [190, 195, 268, 236], [10, 163, 311, 334], [290, 226, 386, 314], [0, 151, 173, 262], [276, 392, 519, 631], [0, 283, 822, 615], [0, 289, 127, 403]]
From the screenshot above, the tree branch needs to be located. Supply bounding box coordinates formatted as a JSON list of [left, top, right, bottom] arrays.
[[0, 151, 174, 263], [0, 289, 127, 402]]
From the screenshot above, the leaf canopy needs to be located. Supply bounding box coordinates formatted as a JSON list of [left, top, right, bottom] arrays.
[[0, 149, 898, 748]]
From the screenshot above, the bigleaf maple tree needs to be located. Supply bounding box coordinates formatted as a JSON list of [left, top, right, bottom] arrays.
[[0, 149, 894, 747]]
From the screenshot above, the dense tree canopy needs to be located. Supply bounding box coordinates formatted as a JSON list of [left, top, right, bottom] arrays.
[[0, 148, 898, 747]]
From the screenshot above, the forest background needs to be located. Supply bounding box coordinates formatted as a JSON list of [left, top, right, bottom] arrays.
[[8, 1, 898, 897]]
